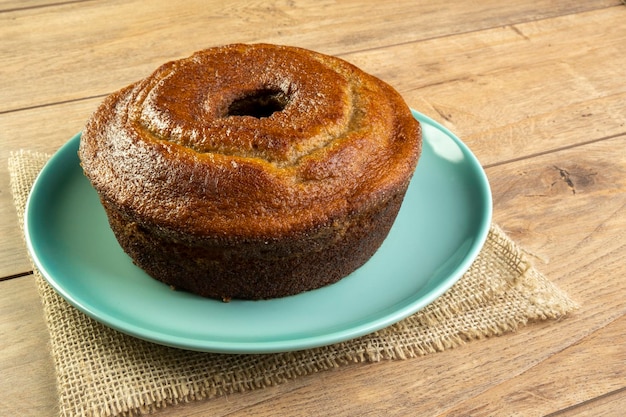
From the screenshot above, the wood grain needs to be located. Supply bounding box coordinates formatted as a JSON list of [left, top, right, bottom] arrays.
[[0, 0, 86, 12], [345, 8, 626, 164], [1, 1, 625, 416], [554, 387, 626, 417], [442, 316, 626, 416], [0, 277, 57, 417], [0, 0, 619, 112], [1, 98, 101, 277]]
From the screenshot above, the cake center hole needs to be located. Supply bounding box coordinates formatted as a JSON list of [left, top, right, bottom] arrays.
[[227, 89, 289, 118]]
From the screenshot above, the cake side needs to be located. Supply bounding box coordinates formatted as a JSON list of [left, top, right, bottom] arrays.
[[101, 182, 407, 300]]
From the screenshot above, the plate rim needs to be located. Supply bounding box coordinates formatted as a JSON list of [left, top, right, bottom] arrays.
[[24, 110, 492, 353]]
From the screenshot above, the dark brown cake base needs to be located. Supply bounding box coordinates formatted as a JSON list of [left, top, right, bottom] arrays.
[[101, 186, 407, 301]]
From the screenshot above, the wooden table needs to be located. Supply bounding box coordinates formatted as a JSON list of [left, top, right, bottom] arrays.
[[2, 1, 625, 415]]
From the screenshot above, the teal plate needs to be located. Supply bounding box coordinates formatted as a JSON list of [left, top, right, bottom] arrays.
[[25, 110, 492, 353]]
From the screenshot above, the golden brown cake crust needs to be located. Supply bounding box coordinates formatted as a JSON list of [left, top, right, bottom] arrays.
[[79, 43, 421, 300]]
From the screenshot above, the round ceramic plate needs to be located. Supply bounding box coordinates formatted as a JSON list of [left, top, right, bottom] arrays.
[[25, 110, 492, 353]]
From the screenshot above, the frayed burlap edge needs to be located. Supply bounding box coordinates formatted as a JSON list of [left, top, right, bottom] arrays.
[[9, 150, 578, 417]]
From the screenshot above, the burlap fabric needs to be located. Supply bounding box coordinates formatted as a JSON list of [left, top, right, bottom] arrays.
[[9, 150, 577, 417]]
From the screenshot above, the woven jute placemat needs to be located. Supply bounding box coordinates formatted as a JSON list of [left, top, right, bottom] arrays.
[[9, 150, 577, 417]]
